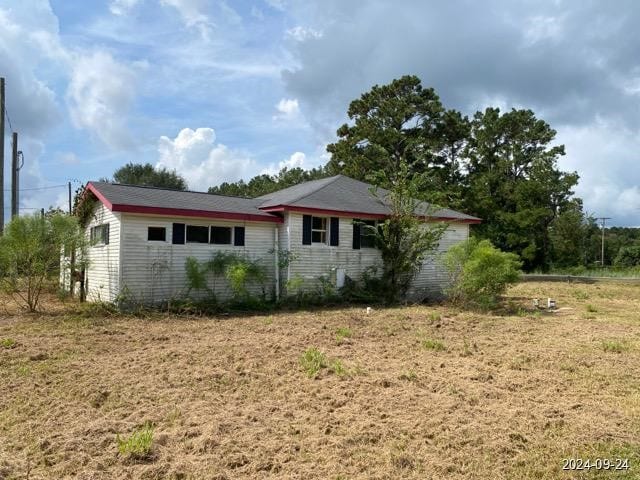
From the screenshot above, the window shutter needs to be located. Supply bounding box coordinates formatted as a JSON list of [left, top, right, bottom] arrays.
[[352, 219, 361, 249], [172, 223, 185, 244], [330, 217, 339, 246], [302, 215, 312, 245], [104, 224, 110, 245], [234, 226, 245, 246]]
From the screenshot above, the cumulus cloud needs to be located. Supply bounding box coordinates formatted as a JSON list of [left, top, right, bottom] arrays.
[[273, 98, 300, 120], [261, 151, 306, 175], [0, 5, 61, 136], [157, 128, 258, 191], [66, 51, 138, 150]]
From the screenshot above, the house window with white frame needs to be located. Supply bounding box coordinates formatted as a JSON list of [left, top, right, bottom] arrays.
[[311, 216, 327, 244], [90, 224, 109, 246]]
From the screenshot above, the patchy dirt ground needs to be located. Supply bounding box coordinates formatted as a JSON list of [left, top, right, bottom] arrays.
[[1, 281, 640, 479]]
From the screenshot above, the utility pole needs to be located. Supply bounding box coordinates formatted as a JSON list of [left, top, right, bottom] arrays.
[[596, 217, 611, 267], [11, 132, 17, 218], [68, 181, 72, 214], [0, 77, 5, 234]]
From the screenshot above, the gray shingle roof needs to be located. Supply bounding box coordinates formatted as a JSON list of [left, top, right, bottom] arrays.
[[258, 175, 480, 221], [88, 182, 279, 220], [88, 175, 480, 223]]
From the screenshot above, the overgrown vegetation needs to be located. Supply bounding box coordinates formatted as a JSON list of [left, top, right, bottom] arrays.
[[443, 238, 522, 309], [184, 252, 268, 304], [0, 213, 88, 312]]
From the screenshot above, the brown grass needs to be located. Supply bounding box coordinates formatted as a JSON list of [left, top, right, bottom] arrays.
[[1, 281, 640, 479]]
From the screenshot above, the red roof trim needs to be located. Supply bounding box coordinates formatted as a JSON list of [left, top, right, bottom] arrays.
[[86, 182, 282, 224], [260, 205, 481, 223]]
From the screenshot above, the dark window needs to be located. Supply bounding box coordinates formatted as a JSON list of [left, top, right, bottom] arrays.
[[147, 227, 166, 241], [172, 223, 185, 244], [90, 224, 109, 245], [360, 220, 377, 248], [311, 216, 327, 243], [210, 226, 232, 245], [186, 225, 209, 243]]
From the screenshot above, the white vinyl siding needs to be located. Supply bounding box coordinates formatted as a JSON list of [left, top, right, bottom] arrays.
[[118, 214, 277, 303], [84, 203, 121, 302], [284, 212, 469, 300]]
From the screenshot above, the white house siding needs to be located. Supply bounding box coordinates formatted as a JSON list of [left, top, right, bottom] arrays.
[[284, 212, 469, 300], [285, 213, 383, 293], [118, 214, 278, 304], [85, 204, 121, 302], [407, 222, 469, 300]]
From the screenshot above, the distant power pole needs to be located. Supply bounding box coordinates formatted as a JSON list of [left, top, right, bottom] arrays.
[[0, 77, 5, 234], [596, 217, 611, 267], [11, 132, 18, 218]]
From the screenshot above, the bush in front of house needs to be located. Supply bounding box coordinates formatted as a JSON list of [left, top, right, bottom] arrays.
[[442, 238, 522, 309]]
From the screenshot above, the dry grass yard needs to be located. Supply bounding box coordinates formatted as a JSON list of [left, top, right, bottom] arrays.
[[1, 281, 640, 479]]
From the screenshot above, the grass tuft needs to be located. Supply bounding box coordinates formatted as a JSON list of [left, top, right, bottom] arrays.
[[586, 304, 598, 313], [422, 339, 446, 351], [602, 340, 629, 353], [335, 327, 352, 344], [300, 347, 327, 378], [1, 338, 17, 349], [116, 422, 154, 459]]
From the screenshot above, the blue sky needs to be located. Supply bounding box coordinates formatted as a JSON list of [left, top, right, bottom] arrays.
[[1, 0, 640, 226]]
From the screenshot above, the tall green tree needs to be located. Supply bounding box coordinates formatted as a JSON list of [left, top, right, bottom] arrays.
[[209, 166, 329, 197], [326, 76, 447, 192], [464, 108, 578, 270], [111, 163, 188, 190]]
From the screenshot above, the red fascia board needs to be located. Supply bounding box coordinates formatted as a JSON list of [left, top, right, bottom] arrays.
[[86, 183, 282, 224], [261, 205, 481, 224]]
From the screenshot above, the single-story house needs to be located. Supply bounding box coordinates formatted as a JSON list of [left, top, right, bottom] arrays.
[[62, 174, 480, 303]]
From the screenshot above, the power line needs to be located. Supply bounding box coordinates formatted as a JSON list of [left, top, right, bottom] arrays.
[[1, 184, 67, 192]]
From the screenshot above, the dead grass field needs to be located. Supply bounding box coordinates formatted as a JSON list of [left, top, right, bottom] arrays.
[[1, 281, 640, 479]]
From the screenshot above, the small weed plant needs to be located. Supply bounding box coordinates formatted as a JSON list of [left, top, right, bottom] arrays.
[[422, 339, 446, 351], [300, 347, 327, 378], [116, 423, 154, 458]]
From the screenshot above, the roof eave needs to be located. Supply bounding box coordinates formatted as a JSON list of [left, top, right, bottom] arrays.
[[87, 182, 283, 224]]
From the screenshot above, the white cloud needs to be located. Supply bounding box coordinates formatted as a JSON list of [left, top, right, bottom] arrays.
[[285, 25, 322, 41], [109, 0, 141, 16], [273, 97, 300, 120], [262, 151, 306, 175], [160, 0, 213, 39], [59, 152, 80, 165], [157, 128, 258, 190], [66, 51, 138, 150]]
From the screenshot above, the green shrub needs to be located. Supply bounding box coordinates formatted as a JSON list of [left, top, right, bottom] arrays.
[[116, 422, 154, 458], [614, 245, 640, 267], [329, 359, 348, 377], [442, 238, 522, 308], [300, 347, 327, 378]]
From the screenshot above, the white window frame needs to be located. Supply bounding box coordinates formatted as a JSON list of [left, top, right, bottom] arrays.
[[311, 216, 327, 244], [90, 224, 109, 246], [147, 226, 167, 242]]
